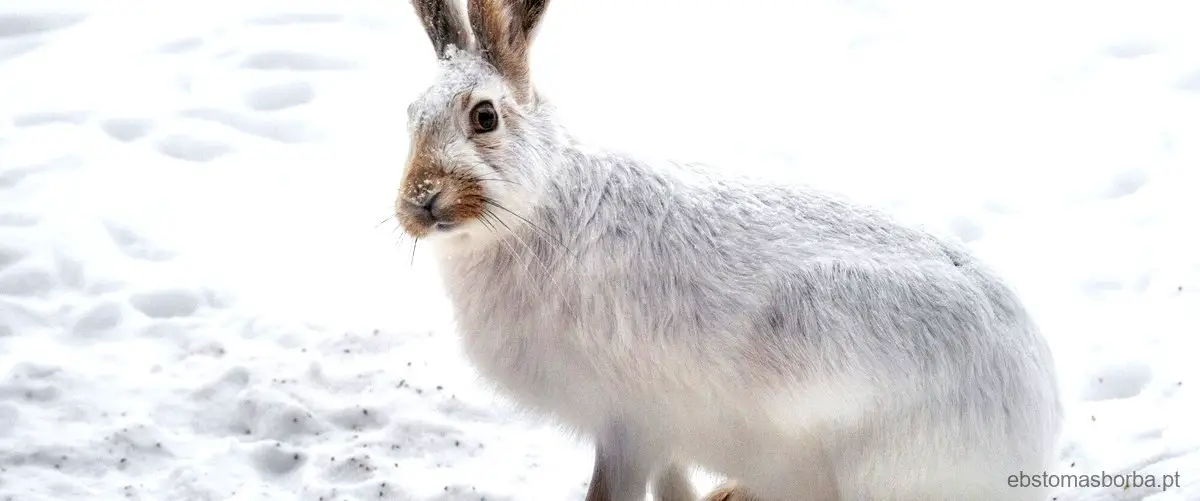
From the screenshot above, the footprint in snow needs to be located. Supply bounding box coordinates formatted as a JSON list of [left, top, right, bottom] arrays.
[[0, 242, 29, 269], [1103, 167, 1149, 199], [70, 300, 125, 338], [99, 117, 156, 143], [1103, 40, 1159, 59], [0, 13, 87, 39], [0, 264, 58, 298], [239, 50, 360, 71], [180, 108, 314, 143], [0, 155, 82, 189], [0, 37, 41, 61], [248, 442, 306, 476], [0, 12, 86, 62], [1079, 361, 1153, 402], [1179, 68, 1200, 93], [104, 221, 175, 262], [246, 13, 344, 26], [129, 287, 203, 319], [154, 133, 235, 163], [159, 37, 204, 54], [243, 81, 316, 112], [12, 110, 91, 128], [0, 212, 40, 227]]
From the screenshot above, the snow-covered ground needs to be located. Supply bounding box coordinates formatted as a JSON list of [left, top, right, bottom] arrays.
[[1, 0, 1198, 499]]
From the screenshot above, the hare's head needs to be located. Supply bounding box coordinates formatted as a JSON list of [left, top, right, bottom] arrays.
[[397, 0, 557, 241]]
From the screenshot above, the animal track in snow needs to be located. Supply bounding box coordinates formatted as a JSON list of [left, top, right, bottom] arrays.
[[1179, 68, 1200, 92], [0, 38, 41, 61], [0, 265, 57, 297], [0, 362, 63, 402], [239, 50, 359, 71], [1080, 361, 1154, 402], [0, 402, 18, 436], [99, 118, 155, 142], [243, 81, 316, 112], [0, 13, 87, 39], [104, 221, 175, 262], [159, 37, 204, 54], [0, 155, 81, 189], [1104, 168, 1149, 199], [70, 300, 125, 337], [1103, 40, 1159, 59], [246, 13, 344, 26], [154, 133, 235, 162], [248, 442, 306, 476], [0, 212, 39, 227], [329, 405, 389, 432], [0, 245, 26, 272], [54, 253, 84, 289], [12, 110, 90, 128], [0, 165, 38, 189], [129, 287, 202, 319], [180, 108, 313, 143]]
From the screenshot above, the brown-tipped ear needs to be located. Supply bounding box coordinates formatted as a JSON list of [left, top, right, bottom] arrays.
[[467, 0, 550, 104], [412, 0, 474, 59]]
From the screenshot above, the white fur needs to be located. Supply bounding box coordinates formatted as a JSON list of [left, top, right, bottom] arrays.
[[403, 4, 1064, 500]]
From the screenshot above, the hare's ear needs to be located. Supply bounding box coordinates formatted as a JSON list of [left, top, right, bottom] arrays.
[[467, 0, 550, 104], [411, 0, 474, 59]]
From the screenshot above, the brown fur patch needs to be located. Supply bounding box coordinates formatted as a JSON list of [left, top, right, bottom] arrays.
[[396, 133, 486, 238], [466, 0, 551, 104], [701, 482, 759, 501]]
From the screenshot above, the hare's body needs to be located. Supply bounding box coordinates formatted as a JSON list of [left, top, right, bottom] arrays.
[[434, 149, 1061, 501], [399, 1, 1062, 500]]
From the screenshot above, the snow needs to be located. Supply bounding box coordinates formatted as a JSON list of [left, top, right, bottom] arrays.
[[0, 0, 1197, 500]]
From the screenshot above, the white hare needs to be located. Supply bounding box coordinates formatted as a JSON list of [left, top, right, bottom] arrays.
[[396, 1, 1063, 500]]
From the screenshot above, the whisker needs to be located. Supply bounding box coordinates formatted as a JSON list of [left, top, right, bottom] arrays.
[[483, 199, 571, 254], [480, 206, 587, 337], [474, 177, 520, 185], [377, 214, 398, 228], [466, 173, 520, 185], [478, 212, 499, 234]]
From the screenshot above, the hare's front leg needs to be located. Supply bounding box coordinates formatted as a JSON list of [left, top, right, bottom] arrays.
[[585, 423, 693, 501], [651, 463, 697, 501]]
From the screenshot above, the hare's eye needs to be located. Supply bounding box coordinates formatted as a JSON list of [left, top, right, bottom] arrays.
[[470, 101, 499, 134]]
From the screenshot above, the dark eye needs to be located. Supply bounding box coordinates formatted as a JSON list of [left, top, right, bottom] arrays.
[[470, 101, 499, 134]]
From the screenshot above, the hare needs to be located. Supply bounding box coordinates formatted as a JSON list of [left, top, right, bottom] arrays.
[[397, 1, 1063, 500]]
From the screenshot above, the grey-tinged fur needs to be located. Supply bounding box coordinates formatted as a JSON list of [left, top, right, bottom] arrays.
[[412, 0, 473, 58], [400, 1, 1064, 500]]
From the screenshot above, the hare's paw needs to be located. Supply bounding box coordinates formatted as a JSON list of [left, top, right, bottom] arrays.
[[701, 481, 758, 501]]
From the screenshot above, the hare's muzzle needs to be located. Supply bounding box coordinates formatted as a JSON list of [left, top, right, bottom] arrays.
[[395, 169, 486, 238], [398, 188, 454, 236]]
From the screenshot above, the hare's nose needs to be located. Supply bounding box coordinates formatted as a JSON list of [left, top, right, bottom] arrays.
[[404, 190, 444, 221], [418, 191, 441, 215]]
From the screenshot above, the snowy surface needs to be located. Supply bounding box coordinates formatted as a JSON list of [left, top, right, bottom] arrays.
[[1, 0, 1198, 499]]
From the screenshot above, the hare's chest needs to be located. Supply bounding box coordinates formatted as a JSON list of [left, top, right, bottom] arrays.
[[446, 280, 616, 423], [457, 312, 619, 428]]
